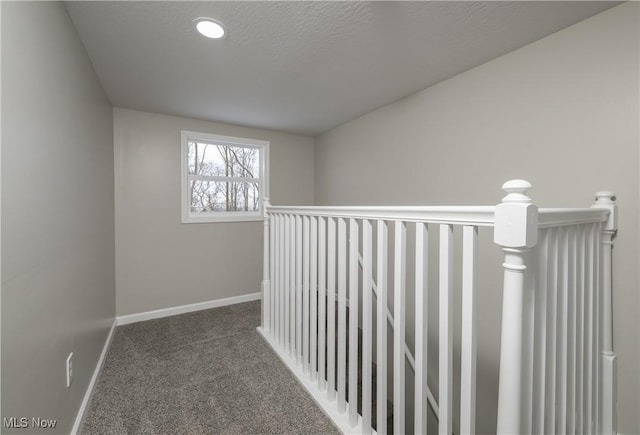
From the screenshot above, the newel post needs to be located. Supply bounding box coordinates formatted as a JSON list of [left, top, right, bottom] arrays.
[[262, 197, 272, 333], [592, 191, 618, 435], [494, 180, 538, 435]]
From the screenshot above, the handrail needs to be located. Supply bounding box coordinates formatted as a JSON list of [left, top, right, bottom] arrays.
[[267, 205, 496, 226], [357, 253, 441, 418], [537, 208, 609, 228], [267, 205, 609, 228], [267, 205, 609, 229]]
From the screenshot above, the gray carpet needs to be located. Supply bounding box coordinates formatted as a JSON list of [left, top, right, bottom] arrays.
[[82, 301, 339, 434]]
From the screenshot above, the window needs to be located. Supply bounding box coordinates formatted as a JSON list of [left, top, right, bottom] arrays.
[[181, 131, 269, 223]]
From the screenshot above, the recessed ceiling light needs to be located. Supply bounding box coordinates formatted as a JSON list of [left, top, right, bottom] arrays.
[[194, 18, 226, 39]]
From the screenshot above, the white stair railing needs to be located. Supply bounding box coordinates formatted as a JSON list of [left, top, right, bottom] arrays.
[[258, 180, 617, 435], [260, 205, 493, 434]]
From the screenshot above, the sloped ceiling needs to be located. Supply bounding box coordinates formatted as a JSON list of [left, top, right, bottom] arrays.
[[66, 1, 619, 135]]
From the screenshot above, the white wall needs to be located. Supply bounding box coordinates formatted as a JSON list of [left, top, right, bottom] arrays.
[[114, 108, 314, 316], [315, 3, 639, 433], [1, 2, 115, 433]]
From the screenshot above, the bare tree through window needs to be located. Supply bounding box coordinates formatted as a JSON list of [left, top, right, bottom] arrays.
[[187, 141, 260, 213]]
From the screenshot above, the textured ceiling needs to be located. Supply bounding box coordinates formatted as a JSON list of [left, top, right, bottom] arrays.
[[66, 1, 619, 135]]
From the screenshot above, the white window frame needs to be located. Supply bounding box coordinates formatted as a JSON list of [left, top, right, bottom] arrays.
[[181, 130, 269, 223]]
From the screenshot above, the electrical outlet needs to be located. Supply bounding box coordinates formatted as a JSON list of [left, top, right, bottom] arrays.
[[66, 352, 73, 388]]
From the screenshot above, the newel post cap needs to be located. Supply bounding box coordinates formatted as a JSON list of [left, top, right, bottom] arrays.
[[263, 197, 272, 219], [501, 179, 533, 203], [593, 191, 616, 205], [591, 191, 617, 232], [494, 179, 538, 248]]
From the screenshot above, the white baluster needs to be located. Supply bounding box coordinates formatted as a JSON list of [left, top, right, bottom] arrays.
[[495, 180, 538, 435], [338, 218, 347, 413], [594, 222, 601, 434], [269, 215, 280, 339], [290, 214, 296, 358], [274, 214, 280, 342], [568, 226, 577, 435], [278, 217, 289, 347], [576, 225, 585, 434], [296, 215, 303, 364], [532, 229, 549, 434], [284, 214, 291, 352], [376, 220, 388, 435], [460, 225, 477, 435], [393, 220, 406, 435], [311, 216, 318, 381], [415, 222, 429, 435], [439, 223, 453, 435], [327, 218, 337, 401], [558, 227, 568, 433], [545, 228, 559, 434], [348, 219, 359, 427], [362, 219, 373, 434], [318, 217, 327, 391], [523, 230, 536, 435], [585, 224, 595, 434], [303, 216, 310, 373]]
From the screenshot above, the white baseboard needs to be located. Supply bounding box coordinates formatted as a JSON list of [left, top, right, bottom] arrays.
[[116, 292, 262, 326], [71, 319, 117, 435]]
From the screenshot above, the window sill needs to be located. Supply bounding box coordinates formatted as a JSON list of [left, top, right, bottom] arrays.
[[182, 213, 264, 224]]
